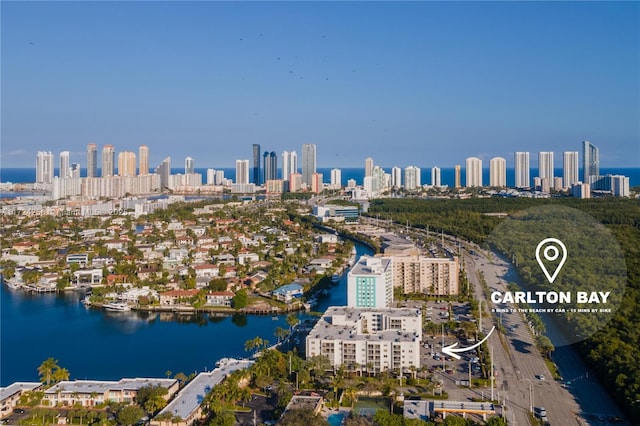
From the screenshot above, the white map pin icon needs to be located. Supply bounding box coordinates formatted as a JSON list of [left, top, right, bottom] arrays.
[[535, 238, 567, 283]]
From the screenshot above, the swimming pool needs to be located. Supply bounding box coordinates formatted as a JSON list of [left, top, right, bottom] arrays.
[[327, 412, 346, 426]]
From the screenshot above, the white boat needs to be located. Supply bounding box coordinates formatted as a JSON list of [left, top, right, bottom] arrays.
[[331, 274, 340, 283], [103, 302, 131, 312]]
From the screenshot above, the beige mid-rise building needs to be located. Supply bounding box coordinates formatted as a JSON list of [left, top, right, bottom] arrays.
[[385, 254, 459, 296]]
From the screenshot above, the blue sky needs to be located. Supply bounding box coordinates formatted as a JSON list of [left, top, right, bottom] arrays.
[[2, 1, 639, 169]]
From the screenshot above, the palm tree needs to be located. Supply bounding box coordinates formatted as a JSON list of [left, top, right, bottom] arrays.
[[53, 367, 70, 383], [38, 358, 60, 385]]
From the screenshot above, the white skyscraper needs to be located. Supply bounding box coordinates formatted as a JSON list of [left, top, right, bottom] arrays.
[[301, 144, 316, 186], [185, 157, 194, 174], [206, 169, 215, 185], [330, 168, 342, 189], [465, 157, 482, 187], [404, 166, 421, 190], [538, 152, 554, 181], [101, 145, 115, 177], [235, 160, 250, 185], [391, 167, 402, 188], [563, 151, 579, 188], [36, 151, 54, 184], [431, 167, 441, 187], [365, 157, 374, 178], [514, 152, 530, 188], [59, 151, 70, 179], [489, 157, 506, 187], [282, 150, 298, 182]]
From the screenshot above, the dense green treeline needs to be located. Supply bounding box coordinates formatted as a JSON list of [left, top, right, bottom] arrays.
[[367, 197, 640, 421]]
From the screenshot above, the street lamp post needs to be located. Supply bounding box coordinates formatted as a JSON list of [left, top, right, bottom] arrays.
[[526, 379, 534, 413]]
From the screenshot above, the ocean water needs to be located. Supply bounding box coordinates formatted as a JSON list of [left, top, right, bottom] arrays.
[[2, 167, 639, 188]]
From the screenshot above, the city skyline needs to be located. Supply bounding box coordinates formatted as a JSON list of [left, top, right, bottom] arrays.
[[1, 2, 638, 168]]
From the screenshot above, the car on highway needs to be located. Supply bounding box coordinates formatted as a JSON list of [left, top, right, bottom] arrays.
[[534, 406, 547, 418], [536, 374, 545, 380]]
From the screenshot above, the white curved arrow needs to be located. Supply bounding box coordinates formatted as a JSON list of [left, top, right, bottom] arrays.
[[441, 326, 496, 360]]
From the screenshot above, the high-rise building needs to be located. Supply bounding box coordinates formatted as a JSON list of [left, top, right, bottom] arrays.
[[206, 169, 215, 185], [431, 167, 441, 187], [301, 144, 316, 186], [311, 172, 323, 193], [59, 151, 70, 179], [563, 151, 579, 188], [465, 157, 482, 187], [391, 167, 402, 188], [236, 159, 250, 185], [347, 256, 393, 308], [282, 151, 298, 183], [538, 152, 554, 182], [365, 157, 374, 178], [118, 151, 136, 177], [185, 156, 194, 174], [139, 145, 149, 176], [263, 151, 277, 182], [489, 157, 506, 187], [101, 145, 115, 177], [330, 168, 342, 189], [70, 163, 81, 178], [36, 151, 54, 184], [252, 144, 261, 185], [87, 143, 98, 178], [155, 157, 171, 189], [404, 166, 421, 190], [514, 152, 530, 188], [454, 165, 461, 188], [582, 141, 599, 183]]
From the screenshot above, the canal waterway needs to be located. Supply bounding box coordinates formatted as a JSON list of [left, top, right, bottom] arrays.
[[0, 243, 372, 386]]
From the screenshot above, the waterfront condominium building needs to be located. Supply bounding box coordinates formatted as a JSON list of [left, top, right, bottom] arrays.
[[118, 151, 137, 177], [582, 140, 599, 183], [384, 254, 459, 296], [514, 152, 530, 188], [101, 145, 115, 177], [301, 143, 317, 186], [155, 157, 171, 189], [489, 157, 506, 187], [365, 157, 374, 178], [59, 151, 70, 179], [330, 168, 342, 189], [404, 166, 421, 191], [263, 151, 277, 182], [139, 145, 149, 175], [87, 143, 98, 178], [311, 172, 324, 193], [391, 167, 402, 188], [563, 151, 579, 188], [454, 165, 461, 188], [347, 256, 393, 308], [36, 151, 54, 184], [465, 157, 482, 187], [538, 152, 554, 185], [235, 159, 250, 185], [281, 150, 297, 183], [185, 156, 194, 174], [305, 307, 422, 374], [431, 167, 441, 188], [252, 144, 261, 185]]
